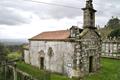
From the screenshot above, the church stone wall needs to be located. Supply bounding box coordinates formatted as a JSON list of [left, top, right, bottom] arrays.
[[29, 40, 75, 75], [80, 30, 101, 76], [24, 49, 30, 64]]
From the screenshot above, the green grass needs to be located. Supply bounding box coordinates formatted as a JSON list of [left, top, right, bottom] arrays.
[[84, 58, 120, 80], [16, 58, 120, 80], [16, 62, 71, 80]]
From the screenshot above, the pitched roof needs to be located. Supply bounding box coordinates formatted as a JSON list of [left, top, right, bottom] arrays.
[[29, 30, 70, 41]]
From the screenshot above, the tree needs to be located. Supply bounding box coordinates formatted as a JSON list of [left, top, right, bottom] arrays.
[[0, 43, 7, 65], [0, 43, 7, 80], [99, 17, 120, 39], [106, 17, 120, 29], [108, 28, 120, 38]]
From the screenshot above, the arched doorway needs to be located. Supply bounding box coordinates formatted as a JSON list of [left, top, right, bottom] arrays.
[[38, 50, 45, 69]]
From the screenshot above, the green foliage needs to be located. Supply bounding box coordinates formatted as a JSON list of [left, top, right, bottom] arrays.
[[0, 43, 5, 80], [108, 28, 120, 38], [99, 17, 120, 39], [4, 44, 24, 61], [98, 27, 112, 39], [0, 43, 8, 64], [0, 43, 23, 62], [106, 17, 120, 29], [7, 52, 22, 60], [6, 45, 23, 53], [0, 66, 5, 80], [0, 43, 23, 80], [106, 17, 120, 38]]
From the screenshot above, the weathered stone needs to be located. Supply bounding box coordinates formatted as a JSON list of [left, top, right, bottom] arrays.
[[24, 0, 101, 78]]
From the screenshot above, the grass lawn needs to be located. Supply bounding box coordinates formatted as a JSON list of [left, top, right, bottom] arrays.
[[83, 58, 120, 80], [16, 58, 120, 80], [16, 62, 71, 80]]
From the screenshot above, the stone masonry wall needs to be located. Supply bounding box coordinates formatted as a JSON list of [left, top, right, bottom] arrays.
[[29, 41, 75, 76], [80, 29, 101, 76]]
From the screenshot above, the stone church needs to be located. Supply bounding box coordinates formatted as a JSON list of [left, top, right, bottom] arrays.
[[24, 0, 101, 78]]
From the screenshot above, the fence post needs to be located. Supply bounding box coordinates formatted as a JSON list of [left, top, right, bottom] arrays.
[[4, 61, 7, 80], [13, 63, 17, 80]]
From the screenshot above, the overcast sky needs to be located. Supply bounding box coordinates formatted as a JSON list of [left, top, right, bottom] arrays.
[[0, 0, 120, 39]]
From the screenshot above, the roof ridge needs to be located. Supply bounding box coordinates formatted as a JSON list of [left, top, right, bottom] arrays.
[[42, 30, 69, 33]]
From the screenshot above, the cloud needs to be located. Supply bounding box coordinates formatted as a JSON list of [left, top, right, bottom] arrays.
[[1, 0, 120, 26], [95, 0, 120, 17], [0, 7, 33, 25], [0, 0, 83, 21], [0, 1, 33, 25], [0, 0, 120, 39], [0, 15, 82, 39]]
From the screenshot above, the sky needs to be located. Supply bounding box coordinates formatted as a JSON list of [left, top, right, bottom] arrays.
[[0, 0, 120, 39]]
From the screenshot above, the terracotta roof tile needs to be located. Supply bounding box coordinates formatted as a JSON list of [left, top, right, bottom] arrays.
[[29, 30, 70, 41]]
